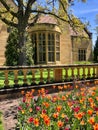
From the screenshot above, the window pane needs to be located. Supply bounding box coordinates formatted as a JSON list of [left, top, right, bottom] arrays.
[[56, 47, 60, 51], [48, 33, 55, 62], [56, 34, 60, 61], [48, 52, 54, 61], [78, 49, 86, 61], [56, 42, 60, 46], [56, 52, 60, 61], [38, 33, 46, 62]]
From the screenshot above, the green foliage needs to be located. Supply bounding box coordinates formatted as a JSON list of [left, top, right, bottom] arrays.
[[94, 36, 98, 62], [23, 34, 34, 65], [0, 112, 4, 130], [74, 61, 93, 64], [5, 28, 34, 66], [5, 28, 19, 66]]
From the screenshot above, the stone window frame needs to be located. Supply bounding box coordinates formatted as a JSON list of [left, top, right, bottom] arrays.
[[32, 31, 60, 64]]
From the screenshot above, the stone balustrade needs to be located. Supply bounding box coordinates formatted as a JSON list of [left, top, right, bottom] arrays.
[[0, 64, 98, 89]]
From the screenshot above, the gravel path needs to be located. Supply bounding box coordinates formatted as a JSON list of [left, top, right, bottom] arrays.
[[0, 98, 20, 130]]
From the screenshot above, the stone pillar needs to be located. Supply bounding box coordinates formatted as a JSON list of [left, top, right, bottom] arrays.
[[54, 68, 62, 82]]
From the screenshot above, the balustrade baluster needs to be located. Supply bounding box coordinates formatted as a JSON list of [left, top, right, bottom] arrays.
[[23, 69, 28, 86], [93, 66, 96, 78], [14, 70, 19, 87], [77, 67, 80, 79], [82, 67, 86, 79], [39, 69, 44, 84], [71, 67, 74, 80], [96, 65, 98, 78], [64, 67, 68, 81], [87, 67, 91, 79], [47, 68, 50, 83], [31, 69, 36, 85], [4, 70, 9, 88]]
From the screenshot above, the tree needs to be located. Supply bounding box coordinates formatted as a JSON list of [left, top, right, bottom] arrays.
[[5, 28, 19, 66], [95, 14, 98, 35], [5, 28, 34, 66], [0, 0, 87, 65], [23, 33, 34, 65], [94, 36, 98, 62]]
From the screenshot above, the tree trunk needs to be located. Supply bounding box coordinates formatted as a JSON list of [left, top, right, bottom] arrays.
[[18, 28, 27, 66]]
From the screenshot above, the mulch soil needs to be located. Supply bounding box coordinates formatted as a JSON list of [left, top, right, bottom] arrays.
[[0, 98, 20, 130]]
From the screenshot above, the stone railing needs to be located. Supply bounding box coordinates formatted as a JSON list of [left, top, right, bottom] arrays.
[[0, 64, 98, 89]]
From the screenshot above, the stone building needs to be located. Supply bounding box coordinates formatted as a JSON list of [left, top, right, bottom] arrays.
[[0, 15, 92, 66], [28, 15, 92, 65]]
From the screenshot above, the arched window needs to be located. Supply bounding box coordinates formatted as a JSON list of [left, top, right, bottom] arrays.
[[32, 32, 60, 64]]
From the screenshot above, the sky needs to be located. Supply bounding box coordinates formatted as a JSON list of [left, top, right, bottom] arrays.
[[70, 0, 98, 46]]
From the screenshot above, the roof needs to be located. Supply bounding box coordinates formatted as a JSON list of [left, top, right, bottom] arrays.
[[70, 26, 92, 38], [31, 15, 92, 38], [35, 15, 58, 25]]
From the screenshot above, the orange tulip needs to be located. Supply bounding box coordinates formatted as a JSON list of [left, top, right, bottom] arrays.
[[80, 120, 85, 125], [31, 89, 35, 93], [43, 102, 50, 108], [61, 95, 66, 101], [93, 123, 98, 130], [92, 91, 96, 96], [53, 112, 59, 118], [58, 86, 63, 90], [40, 113, 47, 119], [64, 85, 67, 89], [74, 112, 84, 120], [88, 117, 95, 125], [87, 109, 93, 115], [56, 105, 62, 112], [40, 88, 45, 94], [57, 120, 64, 128], [44, 117, 50, 126], [88, 97, 94, 103], [33, 118, 39, 126], [96, 96, 98, 101]]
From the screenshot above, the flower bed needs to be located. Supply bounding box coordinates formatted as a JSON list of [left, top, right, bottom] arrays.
[[17, 84, 98, 130]]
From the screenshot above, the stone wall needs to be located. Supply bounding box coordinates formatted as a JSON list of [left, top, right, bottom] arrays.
[[71, 36, 92, 62], [60, 23, 72, 64], [0, 21, 9, 65]]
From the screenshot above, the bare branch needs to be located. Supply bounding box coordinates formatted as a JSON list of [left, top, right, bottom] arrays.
[[28, 13, 41, 26], [30, 9, 69, 23], [25, 0, 36, 19]]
